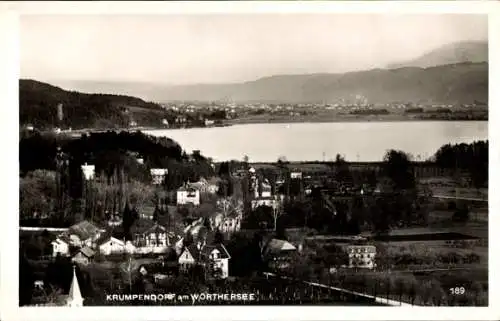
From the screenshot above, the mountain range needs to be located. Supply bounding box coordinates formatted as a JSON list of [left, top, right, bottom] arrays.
[[387, 41, 487, 69], [28, 41, 488, 105]]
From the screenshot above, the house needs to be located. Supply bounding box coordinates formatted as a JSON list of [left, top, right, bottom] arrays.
[[263, 238, 297, 270], [220, 216, 241, 234], [51, 236, 70, 257], [107, 213, 122, 227], [81, 164, 95, 181], [72, 247, 95, 265], [64, 220, 104, 248], [177, 185, 200, 206], [189, 177, 219, 194], [131, 219, 171, 254], [125, 241, 137, 254], [178, 242, 231, 279], [253, 178, 272, 198], [97, 236, 126, 256], [150, 168, 168, 185], [178, 244, 200, 271], [199, 244, 231, 279], [343, 244, 377, 269]]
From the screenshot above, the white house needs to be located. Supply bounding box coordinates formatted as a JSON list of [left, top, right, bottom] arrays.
[[176, 185, 200, 206], [178, 244, 199, 271], [81, 164, 95, 181], [343, 244, 377, 269], [98, 237, 126, 256], [200, 244, 231, 279], [254, 178, 272, 198], [125, 241, 137, 254], [150, 168, 168, 185], [220, 217, 241, 234]]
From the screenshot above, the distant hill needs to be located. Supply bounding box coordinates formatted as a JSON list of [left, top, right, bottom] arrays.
[[387, 41, 488, 69], [46, 62, 488, 105], [19, 79, 164, 129]]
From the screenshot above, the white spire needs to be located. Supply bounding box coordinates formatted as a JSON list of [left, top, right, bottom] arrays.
[[67, 265, 84, 307]]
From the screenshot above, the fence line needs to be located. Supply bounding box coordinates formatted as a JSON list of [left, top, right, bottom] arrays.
[[263, 272, 414, 307]]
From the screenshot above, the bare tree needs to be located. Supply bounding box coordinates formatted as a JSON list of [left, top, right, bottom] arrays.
[[272, 197, 284, 231]]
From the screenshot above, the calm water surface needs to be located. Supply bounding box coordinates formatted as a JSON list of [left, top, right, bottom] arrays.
[[144, 121, 488, 162]]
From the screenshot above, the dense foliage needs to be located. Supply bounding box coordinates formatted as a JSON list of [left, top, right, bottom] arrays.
[[433, 140, 488, 188], [20, 79, 163, 130]]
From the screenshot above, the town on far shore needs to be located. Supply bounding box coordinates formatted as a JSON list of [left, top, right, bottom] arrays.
[[19, 129, 488, 306]]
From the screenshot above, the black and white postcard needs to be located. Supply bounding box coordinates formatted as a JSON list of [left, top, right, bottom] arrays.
[[1, 1, 499, 321]]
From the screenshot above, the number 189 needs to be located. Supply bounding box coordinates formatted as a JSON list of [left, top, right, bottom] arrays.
[[449, 287, 465, 295]]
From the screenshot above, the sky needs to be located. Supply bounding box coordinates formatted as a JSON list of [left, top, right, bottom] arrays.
[[20, 14, 487, 85]]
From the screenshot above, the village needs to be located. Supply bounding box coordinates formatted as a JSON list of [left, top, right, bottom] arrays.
[[18, 129, 488, 307], [20, 150, 387, 306]]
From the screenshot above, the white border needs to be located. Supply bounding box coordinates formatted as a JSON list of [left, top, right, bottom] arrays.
[[1, 1, 499, 321]]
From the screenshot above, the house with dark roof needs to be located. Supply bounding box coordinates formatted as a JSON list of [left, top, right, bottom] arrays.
[[178, 243, 200, 272], [131, 219, 174, 254], [64, 220, 104, 248], [263, 238, 297, 271], [178, 242, 231, 279]]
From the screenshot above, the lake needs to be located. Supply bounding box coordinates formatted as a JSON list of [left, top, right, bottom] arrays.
[[144, 121, 488, 162]]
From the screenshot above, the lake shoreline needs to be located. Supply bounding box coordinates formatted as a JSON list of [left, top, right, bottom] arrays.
[[58, 117, 487, 135], [225, 116, 488, 126]]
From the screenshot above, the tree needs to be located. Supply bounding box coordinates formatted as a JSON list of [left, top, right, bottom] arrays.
[[371, 198, 390, 235], [153, 204, 161, 222], [19, 170, 58, 220], [383, 150, 415, 190], [272, 202, 284, 232], [334, 154, 352, 185], [122, 202, 135, 240]]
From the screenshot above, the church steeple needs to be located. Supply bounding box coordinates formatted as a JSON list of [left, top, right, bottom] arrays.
[[67, 265, 84, 307]]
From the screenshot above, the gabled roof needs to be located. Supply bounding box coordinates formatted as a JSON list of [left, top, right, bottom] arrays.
[[264, 239, 296, 255], [79, 246, 95, 258], [177, 185, 199, 192], [200, 244, 231, 260], [53, 235, 71, 244], [97, 235, 125, 247], [131, 218, 166, 235], [67, 220, 102, 240], [183, 244, 201, 261]]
